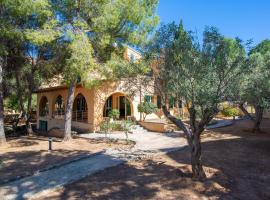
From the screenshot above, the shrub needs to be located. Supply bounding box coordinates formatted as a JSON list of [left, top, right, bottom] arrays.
[[100, 120, 111, 133], [108, 109, 120, 120], [221, 107, 240, 117], [138, 102, 158, 120], [121, 120, 135, 132]]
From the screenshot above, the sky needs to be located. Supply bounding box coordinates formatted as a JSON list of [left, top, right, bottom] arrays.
[[157, 0, 270, 46]]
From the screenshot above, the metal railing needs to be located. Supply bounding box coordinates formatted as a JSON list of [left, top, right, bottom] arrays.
[[53, 110, 65, 119], [72, 110, 88, 122]]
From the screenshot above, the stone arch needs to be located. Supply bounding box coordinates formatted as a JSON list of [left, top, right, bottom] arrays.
[[39, 96, 49, 117], [103, 92, 133, 119], [72, 93, 88, 122]]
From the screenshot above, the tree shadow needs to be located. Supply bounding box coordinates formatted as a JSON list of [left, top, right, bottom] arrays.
[[165, 121, 270, 200], [49, 159, 228, 200], [0, 149, 93, 185]]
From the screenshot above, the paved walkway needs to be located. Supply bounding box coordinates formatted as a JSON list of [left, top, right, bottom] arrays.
[[0, 128, 187, 200], [206, 119, 234, 129]]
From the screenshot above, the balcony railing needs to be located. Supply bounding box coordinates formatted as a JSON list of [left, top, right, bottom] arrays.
[[72, 110, 88, 122], [53, 110, 65, 119]]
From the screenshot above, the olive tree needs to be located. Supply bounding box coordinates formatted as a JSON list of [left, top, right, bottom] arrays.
[[147, 22, 246, 180], [240, 43, 270, 132]]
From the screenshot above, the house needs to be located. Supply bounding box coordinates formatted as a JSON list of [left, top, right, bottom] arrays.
[[35, 47, 174, 133]]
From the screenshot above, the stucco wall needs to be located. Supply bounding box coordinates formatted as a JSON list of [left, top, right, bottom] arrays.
[[92, 80, 158, 131], [37, 86, 95, 131], [36, 80, 160, 132]]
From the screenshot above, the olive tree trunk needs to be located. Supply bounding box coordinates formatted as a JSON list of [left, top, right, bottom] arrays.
[[190, 132, 205, 179], [252, 105, 264, 133], [162, 105, 206, 180], [0, 58, 6, 145], [239, 103, 254, 121], [64, 81, 76, 141]]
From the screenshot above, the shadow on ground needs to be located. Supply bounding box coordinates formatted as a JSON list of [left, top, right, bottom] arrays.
[[44, 119, 270, 200], [0, 149, 92, 185]]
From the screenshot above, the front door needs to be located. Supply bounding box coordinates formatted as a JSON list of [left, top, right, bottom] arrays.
[[119, 96, 131, 118]]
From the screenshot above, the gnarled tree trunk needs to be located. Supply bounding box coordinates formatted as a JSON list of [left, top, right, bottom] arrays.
[[0, 58, 6, 145], [239, 103, 254, 121], [162, 105, 206, 180], [64, 81, 76, 141], [191, 132, 206, 180], [253, 105, 264, 133]]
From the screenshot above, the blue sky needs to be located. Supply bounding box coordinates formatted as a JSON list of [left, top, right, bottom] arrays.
[[157, 0, 270, 46]]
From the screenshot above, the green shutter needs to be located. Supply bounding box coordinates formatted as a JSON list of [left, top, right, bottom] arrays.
[[169, 96, 174, 108], [144, 95, 151, 102]]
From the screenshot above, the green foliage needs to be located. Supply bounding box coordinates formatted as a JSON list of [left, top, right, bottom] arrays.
[[100, 120, 111, 133], [100, 120, 134, 132], [221, 107, 240, 117], [138, 102, 158, 120], [4, 95, 21, 112], [62, 32, 96, 85], [148, 22, 246, 120], [240, 42, 270, 109], [105, 53, 151, 80], [249, 39, 270, 56], [121, 120, 135, 132], [108, 109, 120, 120]]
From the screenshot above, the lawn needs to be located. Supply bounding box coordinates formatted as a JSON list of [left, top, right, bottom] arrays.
[[0, 136, 132, 184], [40, 119, 270, 200]]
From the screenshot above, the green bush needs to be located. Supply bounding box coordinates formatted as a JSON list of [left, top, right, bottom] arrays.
[[121, 120, 135, 132], [100, 120, 111, 132], [138, 102, 158, 120], [100, 120, 135, 132], [108, 109, 120, 120], [221, 107, 240, 117]]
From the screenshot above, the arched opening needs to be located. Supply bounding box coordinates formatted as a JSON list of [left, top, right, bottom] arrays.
[[54, 95, 65, 117], [72, 93, 88, 122], [39, 96, 49, 117], [103, 93, 132, 119]]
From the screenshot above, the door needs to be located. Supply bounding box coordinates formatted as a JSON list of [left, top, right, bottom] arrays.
[[119, 96, 131, 118], [39, 120, 48, 132]]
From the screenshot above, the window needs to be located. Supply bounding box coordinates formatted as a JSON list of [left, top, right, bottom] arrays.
[[39, 96, 49, 117], [72, 94, 88, 122], [54, 95, 65, 116]]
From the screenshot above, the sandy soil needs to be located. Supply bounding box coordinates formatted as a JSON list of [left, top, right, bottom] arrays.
[[0, 136, 132, 184], [41, 119, 270, 200]]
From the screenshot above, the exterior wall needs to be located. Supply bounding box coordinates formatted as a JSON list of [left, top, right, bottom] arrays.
[[36, 80, 161, 132], [37, 86, 95, 132]]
